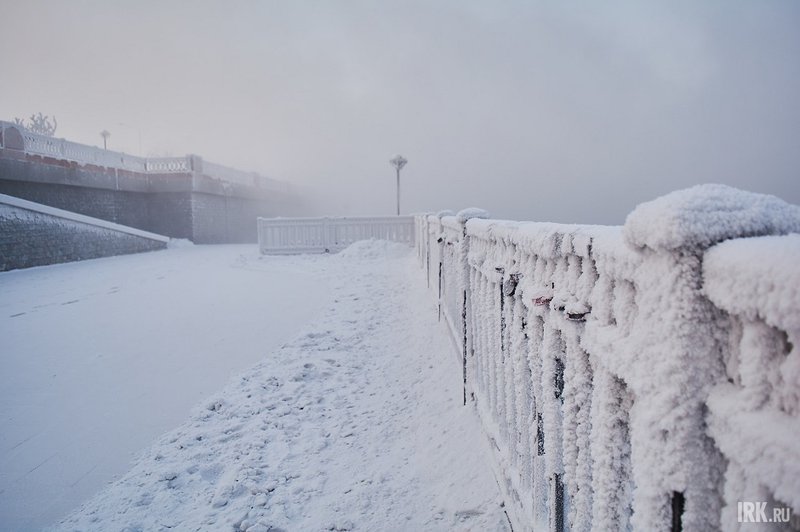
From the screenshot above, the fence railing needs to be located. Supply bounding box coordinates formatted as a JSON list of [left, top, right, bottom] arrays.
[[415, 185, 800, 532], [0, 120, 286, 190], [702, 234, 800, 530], [257, 215, 415, 254]]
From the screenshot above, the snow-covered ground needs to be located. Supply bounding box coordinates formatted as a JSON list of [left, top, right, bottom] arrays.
[[1, 242, 507, 531], [1, 244, 332, 530]]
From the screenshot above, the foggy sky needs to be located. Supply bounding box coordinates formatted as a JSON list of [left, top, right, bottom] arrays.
[[2, 0, 799, 224]]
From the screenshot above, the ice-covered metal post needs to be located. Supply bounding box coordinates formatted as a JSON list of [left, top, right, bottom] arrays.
[[389, 154, 407, 216]]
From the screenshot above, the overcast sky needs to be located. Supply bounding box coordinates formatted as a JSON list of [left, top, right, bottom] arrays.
[[2, 1, 798, 223]]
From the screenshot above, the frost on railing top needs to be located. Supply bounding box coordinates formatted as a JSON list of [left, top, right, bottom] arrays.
[[624, 184, 800, 250], [416, 185, 800, 532], [704, 234, 800, 334], [0, 121, 287, 190]]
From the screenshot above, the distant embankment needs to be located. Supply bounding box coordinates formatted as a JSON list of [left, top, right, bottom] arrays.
[[0, 121, 306, 244], [0, 193, 168, 271]]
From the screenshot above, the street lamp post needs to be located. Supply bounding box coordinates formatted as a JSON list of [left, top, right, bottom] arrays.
[[389, 154, 407, 216], [100, 130, 110, 150]]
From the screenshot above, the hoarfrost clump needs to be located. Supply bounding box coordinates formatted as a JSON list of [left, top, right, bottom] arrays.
[[624, 184, 800, 251], [456, 208, 490, 223]]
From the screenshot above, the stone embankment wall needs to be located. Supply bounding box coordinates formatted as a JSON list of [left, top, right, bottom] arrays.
[[0, 193, 168, 271]]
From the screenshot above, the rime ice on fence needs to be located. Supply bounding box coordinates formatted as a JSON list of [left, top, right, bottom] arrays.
[[703, 234, 800, 530], [415, 185, 800, 532]]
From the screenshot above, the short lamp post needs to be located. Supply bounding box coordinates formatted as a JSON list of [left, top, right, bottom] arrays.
[[389, 154, 407, 216], [100, 130, 110, 150]]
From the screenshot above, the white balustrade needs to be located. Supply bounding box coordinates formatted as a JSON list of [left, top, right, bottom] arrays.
[[145, 157, 191, 174], [257, 216, 415, 254]]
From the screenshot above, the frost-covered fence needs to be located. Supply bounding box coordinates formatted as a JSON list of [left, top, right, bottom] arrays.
[[416, 185, 800, 532], [703, 234, 800, 530], [258, 216, 415, 254], [0, 120, 283, 190], [439, 216, 468, 363]]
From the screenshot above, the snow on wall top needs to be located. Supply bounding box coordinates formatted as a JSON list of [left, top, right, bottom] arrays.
[[624, 184, 800, 251], [704, 234, 800, 332], [0, 193, 170, 242]]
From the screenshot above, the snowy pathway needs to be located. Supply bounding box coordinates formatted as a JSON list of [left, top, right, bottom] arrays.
[[41, 242, 507, 531], [1, 245, 331, 530]]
